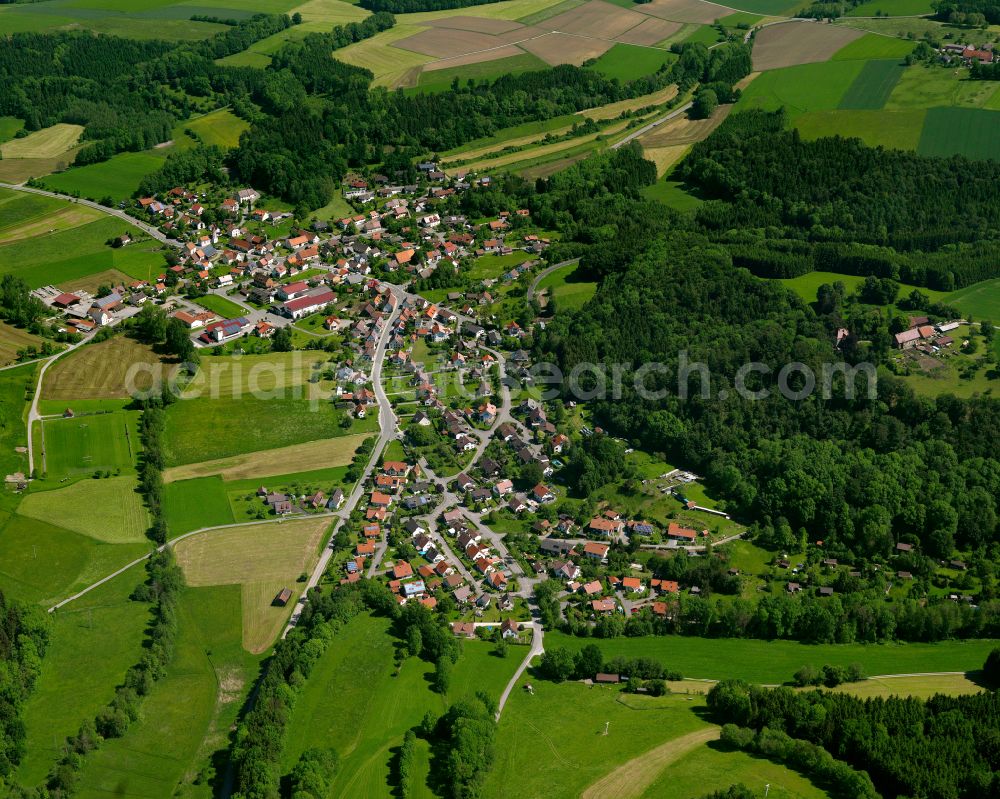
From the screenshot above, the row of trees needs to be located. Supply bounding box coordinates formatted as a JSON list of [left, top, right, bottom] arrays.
[[39, 551, 184, 798], [0, 592, 48, 783], [136, 398, 169, 544], [539, 643, 683, 683], [707, 678, 1000, 798]]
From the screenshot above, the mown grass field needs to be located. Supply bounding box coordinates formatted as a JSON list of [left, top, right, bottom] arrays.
[[838, 59, 905, 109], [544, 632, 999, 683], [831, 673, 985, 699], [163, 476, 236, 535], [885, 64, 1000, 110], [163, 432, 369, 482], [0, 117, 23, 142], [42, 336, 169, 401], [19, 476, 151, 542], [0, 214, 164, 288], [283, 612, 521, 796], [40, 150, 166, 202], [0, 363, 34, 479], [42, 410, 140, 478], [191, 293, 248, 318], [16, 574, 152, 786], [0, 124, 82, 159], [162, 395, 375, 466], [917, 106, 1000, 160], [483, 678, 711, 799], [72, 583, 260, 799], [590, 42, 673, 82]]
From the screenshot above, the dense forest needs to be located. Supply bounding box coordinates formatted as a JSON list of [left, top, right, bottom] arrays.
[[679, 109, 1000, 289], [932, 0, 998, 24], [707, 678, 1000, 798]]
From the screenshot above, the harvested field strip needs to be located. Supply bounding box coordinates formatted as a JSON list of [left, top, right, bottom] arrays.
[[637, 103, 734, 149], [162, 433, 370, 482], [752, 19, 865, 71], [838, 59, 905, 109], [242, 580, 299, 653], [174, 518, 328, 587], [0, 124, 83, 159], [522, 31, 615, 65], [639, 143, 691, 176], [424, 43, 528, 69], [616, 15, 682, 45], [581, 727, 719, 799], [18, 477, 150, 543], [41, 336, 168, 401], [428, 14, 525, 33]]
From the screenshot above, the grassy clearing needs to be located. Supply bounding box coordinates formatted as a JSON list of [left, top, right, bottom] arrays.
[[681, 23, 723, 46], [832, 673, 985, 699], [19, 476, 151, 543], [839, 59, 905, 109], [162, 394, 373, 466], [0, 124, 82, 159], [16, 573, 152, 786], [41, 411, 140, 479], [537, 262, 597, 311], [639, 742, 832, 799], [164, 476, 236, 535], [832, 32, 916, 60], [944, 277, 1000, 319], [73, 583, 258, 798], [163, 432, 369, 482], [641, 178, 704, 210], [917, 106, 1000, 160], [484, 679, 710, 799], [545, 632, 1000, 683], [736, 60, 866, 119], [173, 107, 249, 150], [795, 108, 925, 150], [0, 214, 164, 288], [43, 336, 169, 401], [0, 363, 34, 479], [589, 43, 673, 82], [40, 150, 165, 202]]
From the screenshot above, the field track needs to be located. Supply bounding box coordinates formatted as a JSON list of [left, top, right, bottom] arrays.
[[581, 727, 719, 799]]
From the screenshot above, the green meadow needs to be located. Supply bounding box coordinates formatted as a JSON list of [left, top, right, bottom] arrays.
[[943, 277, 1000, 320], [795, 108, 925, 150], [16, 574, 152, 786], [0, 214, 165, 288], [164, 476, 236, 535], [19, 476, 151, 543], [41, 410, 140, 479], [590, 43, 674, 83], [538, 262, 597, 311], [832, 32, 915, 61], [412, 53, 549, 94], [736, 60, 866, 119], [72, 583, 260, 799], [917, 106, 1000, 160], [283, 613, 521, 797], [544, 632, 998, 683], [838, 59, 905, 109], [484, 679, 711, 799], [193, 293, 248, 318], [40, 151, 165, 202], [173, 107, 249, 150]]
